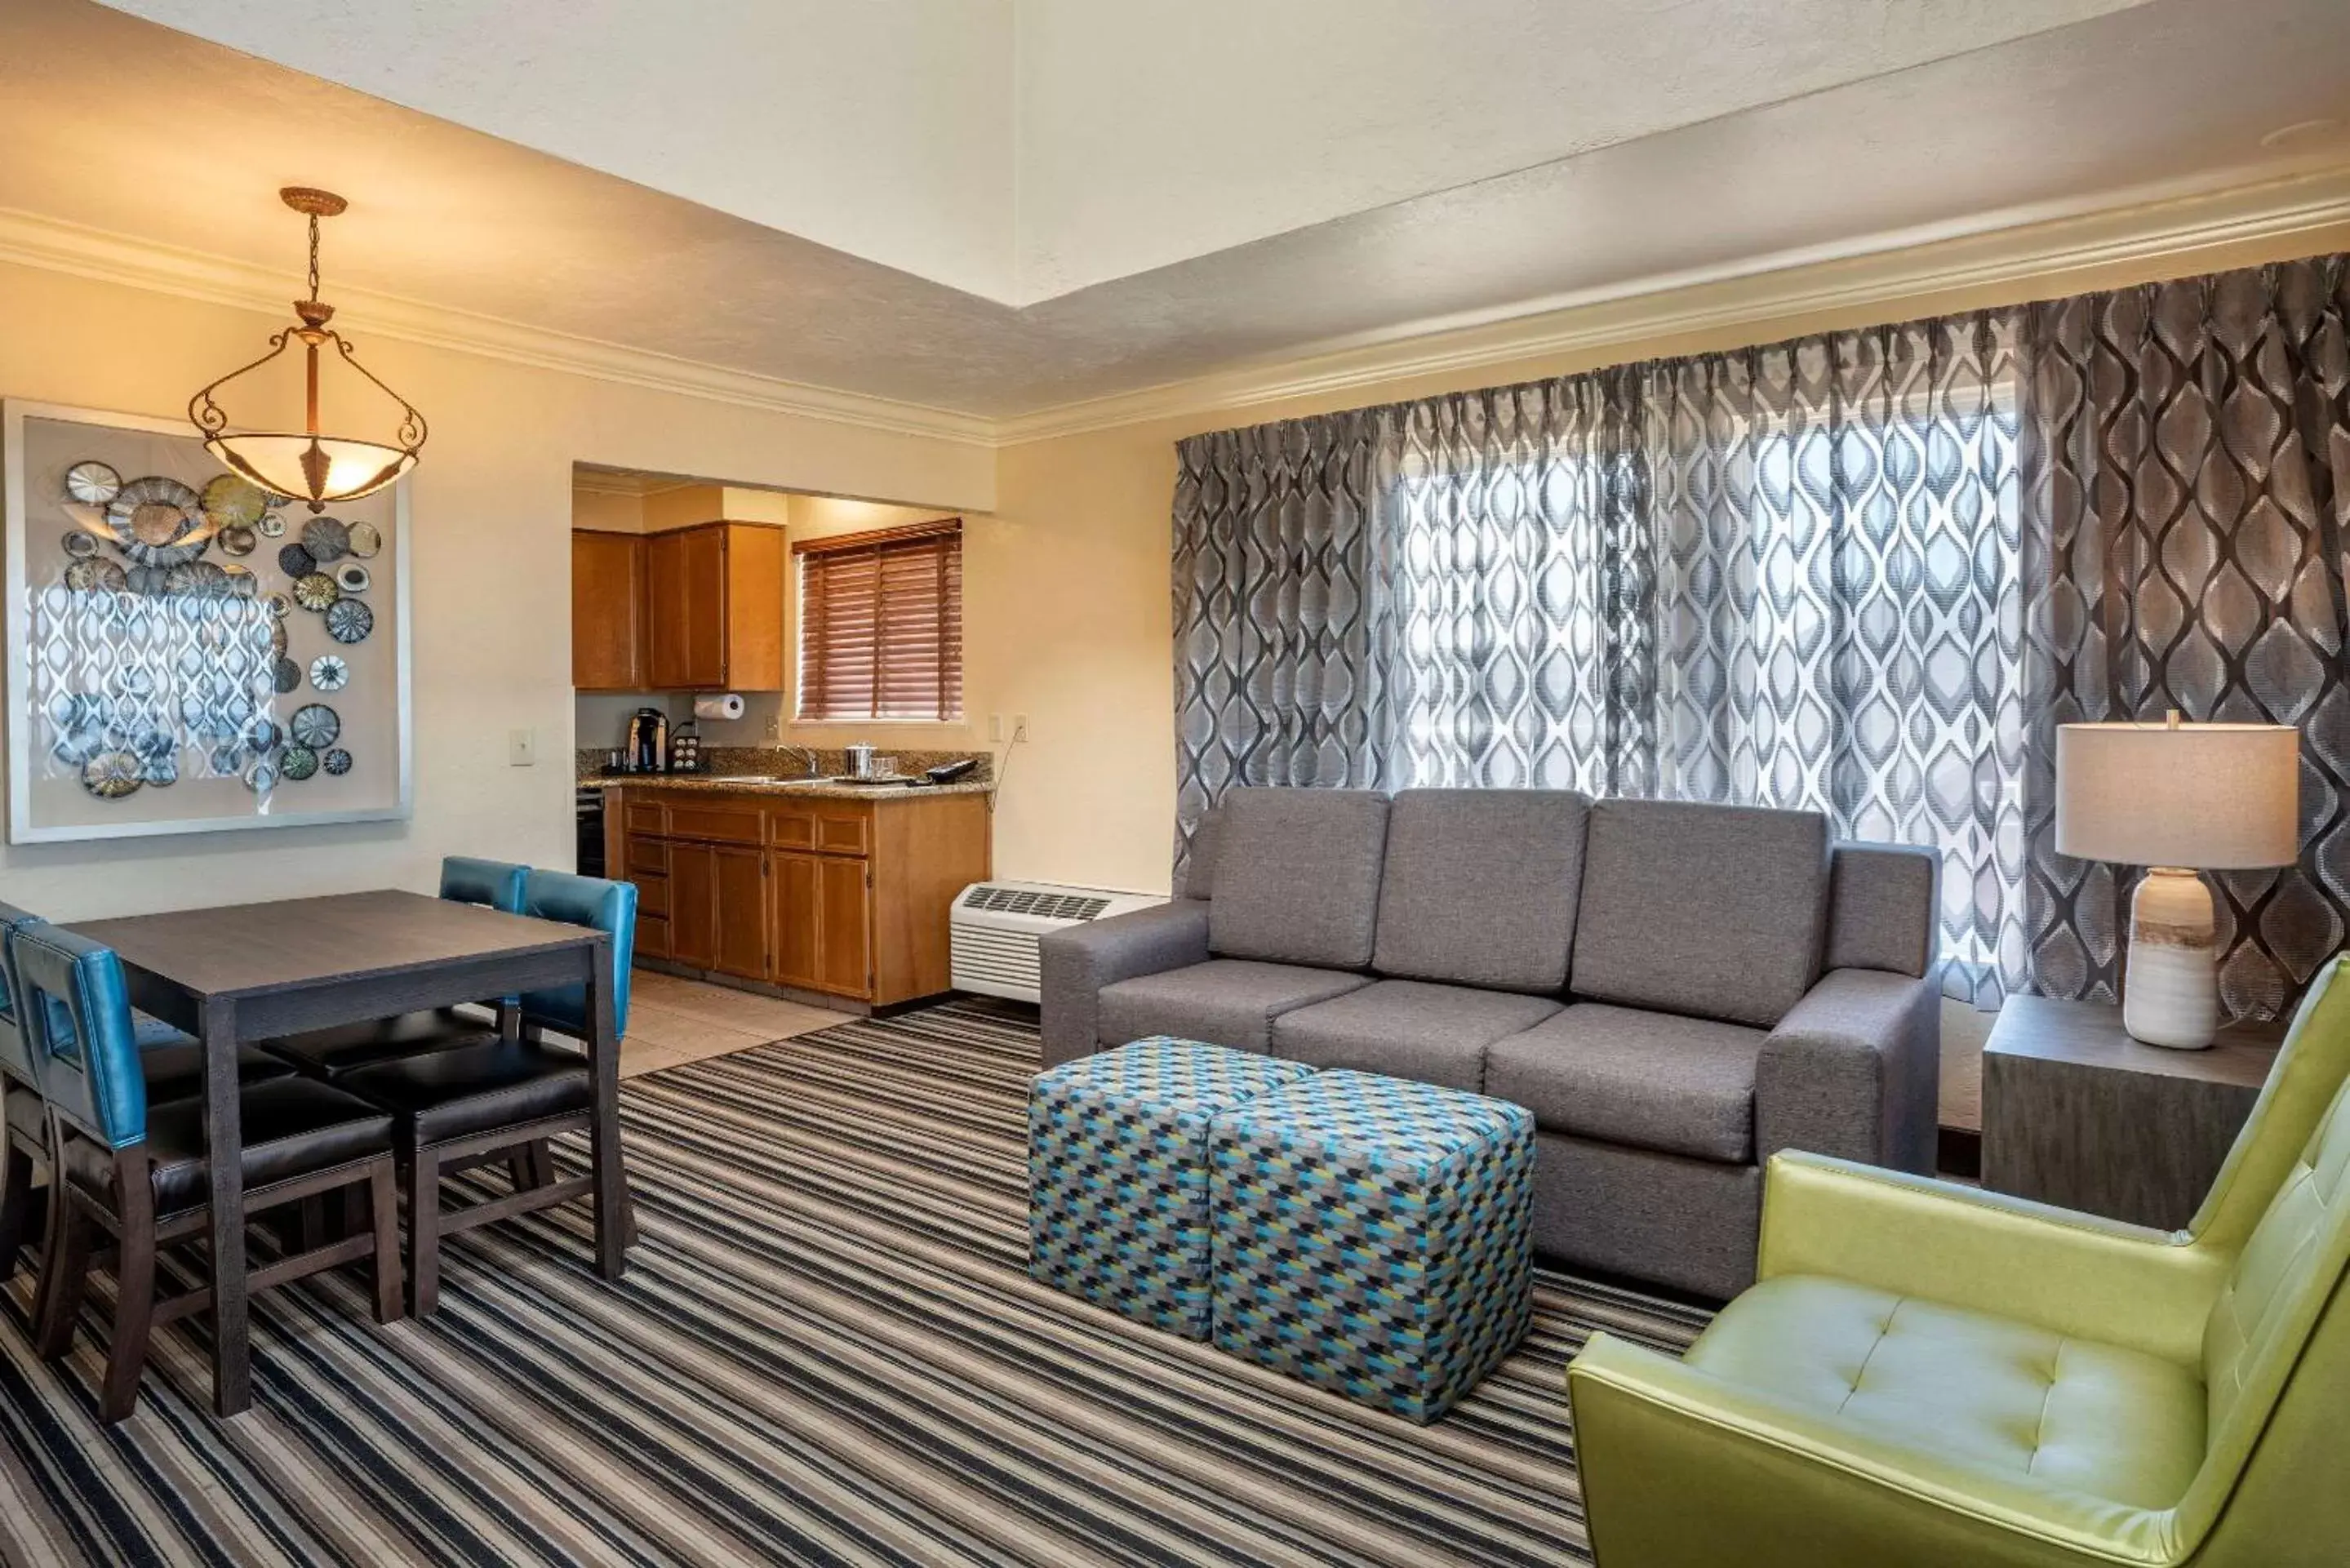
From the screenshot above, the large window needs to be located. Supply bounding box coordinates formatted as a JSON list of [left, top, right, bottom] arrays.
[[795, 518, 964, 722]]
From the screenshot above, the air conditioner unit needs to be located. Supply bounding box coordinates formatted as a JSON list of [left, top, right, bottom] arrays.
[[950, 880, 1166, 1003]]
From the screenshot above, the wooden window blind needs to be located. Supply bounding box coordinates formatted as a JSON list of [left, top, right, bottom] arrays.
[[795, 518, 963, 721]]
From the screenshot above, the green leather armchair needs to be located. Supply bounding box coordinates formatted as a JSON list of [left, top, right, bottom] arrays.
[[1566, 956, 2350, 1567]]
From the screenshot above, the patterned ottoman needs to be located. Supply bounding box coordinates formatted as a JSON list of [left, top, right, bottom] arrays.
[[1029, 1038, 1314, 1337], [1209, 1070, 1535, 1423]]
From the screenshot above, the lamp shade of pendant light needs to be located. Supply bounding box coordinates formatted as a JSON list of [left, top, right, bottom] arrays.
[[187, 188, 426, 513]]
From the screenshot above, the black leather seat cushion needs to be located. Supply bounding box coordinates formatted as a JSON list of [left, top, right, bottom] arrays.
[[65, 1077, 393, 1218], [261, 1008, 501, 1078], [140, 1042, 296, 1104], [338, 1039, 591, 1148], [4, 1077, 42, 1141]]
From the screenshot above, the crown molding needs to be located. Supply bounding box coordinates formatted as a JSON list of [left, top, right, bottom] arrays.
[[6, 166, 2348, 458], [0, 205, 995, 448], [988, 163, 2350, 446]]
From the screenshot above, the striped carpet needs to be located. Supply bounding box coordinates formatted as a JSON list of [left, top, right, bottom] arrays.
[[0, 999, 1713, 1567]]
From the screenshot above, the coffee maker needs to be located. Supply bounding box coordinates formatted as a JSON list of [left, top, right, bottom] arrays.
[[625, 707, 668, 774]]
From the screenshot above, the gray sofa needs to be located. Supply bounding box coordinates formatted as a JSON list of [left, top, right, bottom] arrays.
[[1039, 786, 1940, 1299]]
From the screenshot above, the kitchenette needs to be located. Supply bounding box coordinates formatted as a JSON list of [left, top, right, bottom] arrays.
[[572, 469, 992, 1015]]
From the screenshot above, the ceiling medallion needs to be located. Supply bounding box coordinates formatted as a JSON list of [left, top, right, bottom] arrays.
[[187, 187, 427, 513]]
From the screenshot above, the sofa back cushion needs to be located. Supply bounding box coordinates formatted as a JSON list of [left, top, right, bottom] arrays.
[[1570, 799, 1829, 1028], [1207, 788, 1390, 969], [1372, 788, 1590, 993]]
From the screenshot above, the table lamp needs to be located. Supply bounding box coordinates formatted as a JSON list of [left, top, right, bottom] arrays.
[[2055, 713, 2299, 1049]]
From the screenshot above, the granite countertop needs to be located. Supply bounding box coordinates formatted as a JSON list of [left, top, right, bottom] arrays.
[[593, 773, 993, 802]]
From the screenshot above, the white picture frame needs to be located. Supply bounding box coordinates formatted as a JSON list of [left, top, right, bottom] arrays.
[[3, 398, 413, 843]]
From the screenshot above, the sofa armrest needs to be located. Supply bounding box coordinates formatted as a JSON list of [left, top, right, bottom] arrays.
[[1757, 1151, 2226, 1365], [1037, 899, 1211, 1068], [1755, 967, 1940, 1173], [1566, 1332, 2184, 1566]]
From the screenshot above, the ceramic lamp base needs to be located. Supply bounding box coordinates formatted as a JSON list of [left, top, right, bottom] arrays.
[[2121, 867, 2219, 1050]]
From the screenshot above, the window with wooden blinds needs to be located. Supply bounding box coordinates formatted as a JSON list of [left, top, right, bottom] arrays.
[[795, 518, 963, 722]]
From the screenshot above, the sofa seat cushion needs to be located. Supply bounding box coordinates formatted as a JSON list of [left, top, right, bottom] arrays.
[[1483, 1003, 1766, 1162], [1570, 799, 1829, 1028], [1689, 1275, 2205, 1510], [1098, 961, 1371, 1053], [1270, 981, 1563, 1092], [1206, 788, 1391, 969], [1372, 789, 1589, 993]]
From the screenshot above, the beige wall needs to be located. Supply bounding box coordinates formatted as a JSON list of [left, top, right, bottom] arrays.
[[0, 258, 991, 921], [983, 218, 2350, 895]]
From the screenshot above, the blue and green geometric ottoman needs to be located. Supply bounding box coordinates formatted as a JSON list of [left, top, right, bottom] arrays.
[[1029, 1037, 1314, 1338], [1208, 1069, 1535, 1423]]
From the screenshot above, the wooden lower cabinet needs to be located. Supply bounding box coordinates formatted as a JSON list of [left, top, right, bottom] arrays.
[[605, 785, 988, 1008]]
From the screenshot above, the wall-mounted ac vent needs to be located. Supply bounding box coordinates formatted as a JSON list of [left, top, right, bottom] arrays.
[[951, 880, 1165, 1004]]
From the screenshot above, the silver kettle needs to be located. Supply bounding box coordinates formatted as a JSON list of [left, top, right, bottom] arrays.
[[842, 742, 881, 780]]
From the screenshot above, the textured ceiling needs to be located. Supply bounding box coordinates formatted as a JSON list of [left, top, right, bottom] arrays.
[[8, 0, 2349, 419]]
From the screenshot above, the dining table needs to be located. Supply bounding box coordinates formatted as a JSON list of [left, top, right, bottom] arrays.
[[69, 888, 628, 1417]]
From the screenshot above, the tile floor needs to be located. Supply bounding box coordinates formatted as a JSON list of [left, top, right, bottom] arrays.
[[618, 969, 853, 1078]]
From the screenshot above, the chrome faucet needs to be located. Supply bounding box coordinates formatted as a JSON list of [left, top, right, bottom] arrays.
[[778, 744, 822, 779]]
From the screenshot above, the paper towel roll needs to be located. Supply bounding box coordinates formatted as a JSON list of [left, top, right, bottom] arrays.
[[692, 693, 745, 722]]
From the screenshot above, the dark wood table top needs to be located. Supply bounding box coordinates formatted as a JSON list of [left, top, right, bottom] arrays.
[[73, 889, 600, 999], [1988, 993, 2282, 1090]]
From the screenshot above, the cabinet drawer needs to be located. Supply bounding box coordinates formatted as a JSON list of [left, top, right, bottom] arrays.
[[633, 873, 669, 918], [813, 811, 869, 855], [667, 800, 766, 845], [767, 806, 815, 850], [624, 837, 669, 876], [623, 800, 668, 836]]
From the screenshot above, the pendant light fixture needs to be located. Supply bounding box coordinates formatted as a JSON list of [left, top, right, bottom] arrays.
[[188, 187, 426, 513]]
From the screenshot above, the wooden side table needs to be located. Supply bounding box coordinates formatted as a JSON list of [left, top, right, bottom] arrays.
[[1982, 995, 2284, 1231]]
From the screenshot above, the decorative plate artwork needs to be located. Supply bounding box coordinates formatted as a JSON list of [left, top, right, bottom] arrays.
[[141, 753, 178, 787], [322, 748, 353, 776], [242, 716, 282, 753], [165, 561, 230, 597], [344, 521, 380, 559], [273, 656, 300, 694], [264, 591, 292, 620], [270, 619, 289, 658], [301, 516, 349, 562], [293, 572, 340, 612], [220, 563, 258, 597], [279, 745, 319, 781], [290, 703, 340, 748], [63, 560, 129, 593], [308, 654, 349, 692], [256, 512, 287, 539], [277, 543, 317, 579], [200, 475, 268, 530], [334, 563, 370, 593], [124, 565, 171, 595], [101, 477, 213, 567], [81, 750, 142, 799], [324, 597, 373, 643], [209, 742, 249, 775], [64, 460, 122, 506], [243, 758, 278, 793], [217, 524, 256, 557], [62, 530, 100, 559]]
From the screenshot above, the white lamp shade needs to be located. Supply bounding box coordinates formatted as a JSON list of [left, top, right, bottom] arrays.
[[203, 433, 414, 509], [2055, 721, 2299, 869]]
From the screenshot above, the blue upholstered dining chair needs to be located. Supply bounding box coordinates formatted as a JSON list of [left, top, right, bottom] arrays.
[[0, 900, 53, 1289], [261, 855, 531, 1082], [10, 924, 402, 1422], [337, 868, 637, 1315]]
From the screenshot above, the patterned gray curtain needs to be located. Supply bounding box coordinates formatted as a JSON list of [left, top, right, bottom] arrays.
[[1171, 413, 1388, 868], [2019, 255, 2350, 1020], [1171, 252, 2350, 1017]]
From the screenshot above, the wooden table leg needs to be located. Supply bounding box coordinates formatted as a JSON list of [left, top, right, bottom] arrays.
[[199, 994, 251, 1416], [586, 937, 626, 1281]]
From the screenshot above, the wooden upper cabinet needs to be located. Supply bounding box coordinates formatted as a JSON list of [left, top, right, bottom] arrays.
[[571, 531, 648, 691], [644, 522, 785, 691]]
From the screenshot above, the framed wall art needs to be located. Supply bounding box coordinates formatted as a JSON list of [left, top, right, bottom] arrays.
[[4, 399, 411, 843]]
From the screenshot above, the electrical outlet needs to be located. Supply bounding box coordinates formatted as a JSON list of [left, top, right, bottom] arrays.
[[1013, 714, 1029, 743], [764, 714, 780, 739], [508, 727, 536, 766], [988, 713, 1004, 742]]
